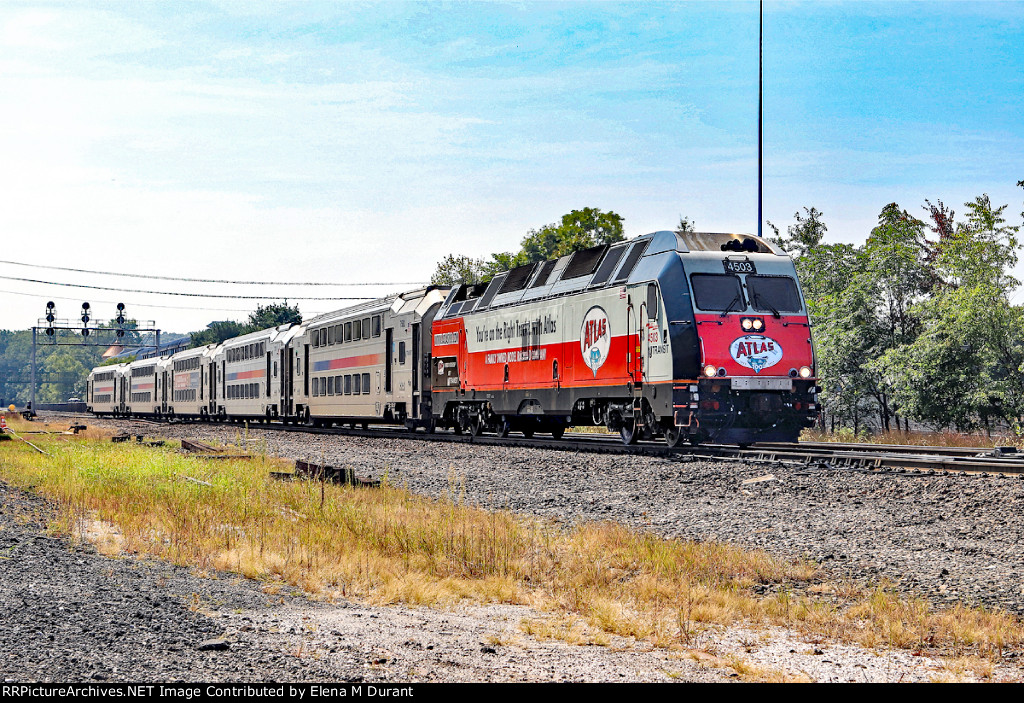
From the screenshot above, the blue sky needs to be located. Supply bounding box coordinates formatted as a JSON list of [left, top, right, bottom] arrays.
[[1, 1, 1022, 333]]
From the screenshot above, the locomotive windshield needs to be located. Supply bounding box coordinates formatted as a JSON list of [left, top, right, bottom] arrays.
[[690, 274, 745, 312], [747, 275, 803, 314]]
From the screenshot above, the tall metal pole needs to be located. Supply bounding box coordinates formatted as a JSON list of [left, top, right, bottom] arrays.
[[30, 327, 36, 412], [758, 0, 763, 239]]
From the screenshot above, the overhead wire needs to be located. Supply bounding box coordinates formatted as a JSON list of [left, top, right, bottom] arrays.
[[0, 287, 268, 314], [0, 274, 378, 301], [0, 259, 426, 287]]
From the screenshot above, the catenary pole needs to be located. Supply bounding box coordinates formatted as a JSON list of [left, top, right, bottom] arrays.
[[758, 0, 763, 239]]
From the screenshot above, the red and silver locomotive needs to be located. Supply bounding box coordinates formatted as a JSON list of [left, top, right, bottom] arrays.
[[429, 230, 818, 445]]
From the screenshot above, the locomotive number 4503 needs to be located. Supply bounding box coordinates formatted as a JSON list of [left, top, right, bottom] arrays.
[[722, 259, 756, 274]]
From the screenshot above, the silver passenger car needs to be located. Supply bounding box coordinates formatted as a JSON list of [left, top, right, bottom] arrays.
[[290, 287, 449, 428], [86, 363, 130, 417]]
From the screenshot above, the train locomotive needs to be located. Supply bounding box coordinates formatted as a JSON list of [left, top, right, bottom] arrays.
[[430, 229, 818, 445], [87, 230, 819, 446]]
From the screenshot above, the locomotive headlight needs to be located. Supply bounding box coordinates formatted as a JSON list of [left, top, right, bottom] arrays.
[[751, 318, 764, 331], [741, 318, 753, 331], [799, 366, 813, 378], [703, 364, 717, 377]]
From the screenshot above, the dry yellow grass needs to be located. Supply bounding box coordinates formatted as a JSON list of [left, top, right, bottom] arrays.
[[802, 427, 1023, 449], [1, 414, 1023, 671]]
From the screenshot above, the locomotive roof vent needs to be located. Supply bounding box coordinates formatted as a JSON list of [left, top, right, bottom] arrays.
[[676, 231, 778, 255], [721, 238, 760, 253]]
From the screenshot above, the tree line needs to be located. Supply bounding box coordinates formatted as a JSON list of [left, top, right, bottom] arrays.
[[772, 182, 1024, 435]]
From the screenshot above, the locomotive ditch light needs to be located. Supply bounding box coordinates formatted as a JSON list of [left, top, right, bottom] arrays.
[[799, 366, 813, 378], [703, 364, 717, 377]]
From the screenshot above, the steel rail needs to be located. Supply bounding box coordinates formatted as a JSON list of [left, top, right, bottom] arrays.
[[35, 411, 1024, 476]]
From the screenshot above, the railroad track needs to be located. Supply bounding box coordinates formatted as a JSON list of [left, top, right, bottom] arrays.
[[38, 411, 1024, 477]]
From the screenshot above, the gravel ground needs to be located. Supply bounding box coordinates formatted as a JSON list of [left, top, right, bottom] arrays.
[[179, 422, 1024, 616], [4, 415, 1024, 682]]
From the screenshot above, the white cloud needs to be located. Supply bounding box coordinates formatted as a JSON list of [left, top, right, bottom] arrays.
[[0, 7, 167, 57]]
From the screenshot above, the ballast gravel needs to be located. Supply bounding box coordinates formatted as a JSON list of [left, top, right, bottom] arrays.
[[210, 425, 1024, 616], [3, 415, 1024, 682]]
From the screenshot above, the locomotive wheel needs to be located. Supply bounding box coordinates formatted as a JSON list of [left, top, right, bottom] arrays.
[[619, 418, 639, 445], [663, 425, 685, 448], [549, 423, 565, 440], [521, 427, 535, 439], [452, 422, 463, 436], [469, 415, 486, 437], [497, 418, 511, 438]]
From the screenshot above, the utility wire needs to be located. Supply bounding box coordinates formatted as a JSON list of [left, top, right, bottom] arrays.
[[0, 259, 425, 287], [0, 287, 269, 314], [0, 274, 376, 301]]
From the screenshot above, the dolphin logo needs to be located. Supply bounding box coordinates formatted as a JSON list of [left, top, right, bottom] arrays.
[[748, 356, 769, 374]]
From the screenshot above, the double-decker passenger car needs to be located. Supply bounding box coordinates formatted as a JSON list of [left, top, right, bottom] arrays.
[[430, 230, 818, 445], [291, 287, 450, 428], [166, 343, 217, 420], [86, 363, 129, 417], [212, 325, 296, 422]]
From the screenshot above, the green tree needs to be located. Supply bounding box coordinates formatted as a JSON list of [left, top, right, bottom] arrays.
[[40, 349, 89, 403], [674, 215, 696, 235], [936, 194, 1019, 289], [244, 302, 302, 334], [873, 194, 1024, 433], [190, 321, 245, 348], [431, 207, 625, 285], [767, 206, 828, 260], [520, 207, 625, 263], [430, 254, 486, 286]]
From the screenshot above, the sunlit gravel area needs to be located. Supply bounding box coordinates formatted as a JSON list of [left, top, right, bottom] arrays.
[[149, 420, 1024, 616], [4, 414, 1023, 682]]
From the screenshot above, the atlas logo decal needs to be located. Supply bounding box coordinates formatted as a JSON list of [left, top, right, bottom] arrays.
[[730, 335, 783, 374], [580, 306, 611, 377]]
